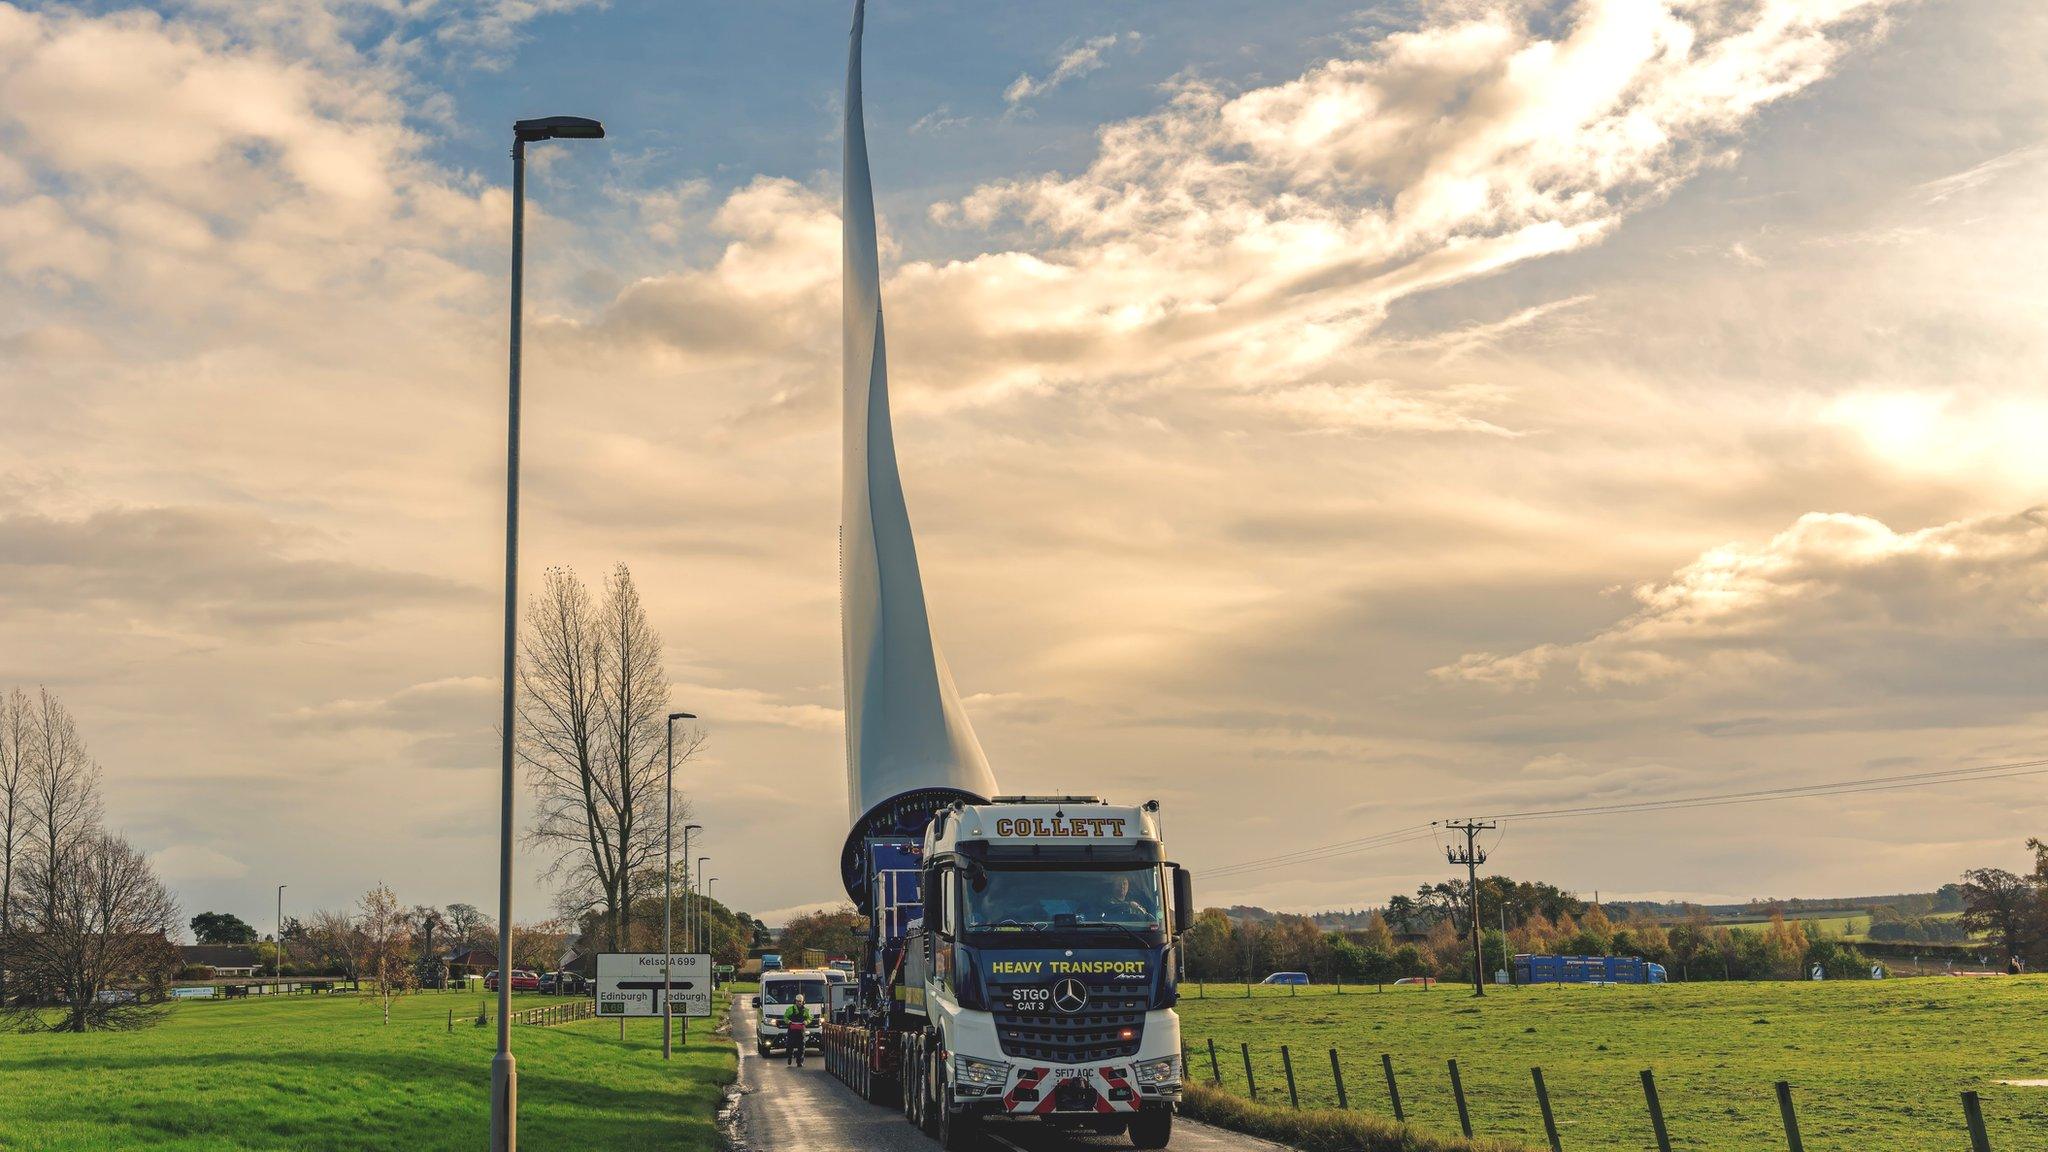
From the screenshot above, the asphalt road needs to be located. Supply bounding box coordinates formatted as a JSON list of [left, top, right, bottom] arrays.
[[728, 998, 1291, 1152]]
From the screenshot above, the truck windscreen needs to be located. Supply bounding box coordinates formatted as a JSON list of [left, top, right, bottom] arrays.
[[965, 866, 1164, 934], [762, 980, 827, 1006]]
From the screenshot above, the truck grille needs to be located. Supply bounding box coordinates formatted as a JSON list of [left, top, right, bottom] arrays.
[[991, 986, 1146, 1062]]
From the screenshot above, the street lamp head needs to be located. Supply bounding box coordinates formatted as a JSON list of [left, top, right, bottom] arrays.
[[685, 823, 702, 833], [668, 711, 696, 721], [514, 115, 606, 142]]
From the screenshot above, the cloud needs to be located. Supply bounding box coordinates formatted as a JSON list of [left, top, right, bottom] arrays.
[[901, 0, 1904, 419], [666, 683, 841, 733], [910, 105, 971, 135], [149, 843, 250, 883], [1435, 507, 2048, 711], [0, 503, 470, 633], [1004, 33, 1136, 107]]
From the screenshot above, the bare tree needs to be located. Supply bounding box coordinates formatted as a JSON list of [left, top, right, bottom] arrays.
[[519, 565, 699, 949], [1, 830, 179, 1032], [27, 690, 101, 924], [355, 884, 415, 1025], [305, 908, 363, 980], [0, 688, 31, 998], [444, 902, 491, 950]]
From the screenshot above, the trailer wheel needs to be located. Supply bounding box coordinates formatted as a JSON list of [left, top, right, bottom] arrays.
[[901, 1040, 918, 1123], [1129, 1107, 1172, 1149]]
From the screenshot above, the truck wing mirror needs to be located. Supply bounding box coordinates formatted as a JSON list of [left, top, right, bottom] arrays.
[[1171, 865, 1194, 937]]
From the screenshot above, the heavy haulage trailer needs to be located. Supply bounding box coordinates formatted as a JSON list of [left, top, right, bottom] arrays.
[[818, 4, 1194, 1146]]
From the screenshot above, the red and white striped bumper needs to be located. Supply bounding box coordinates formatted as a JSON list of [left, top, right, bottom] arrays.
[[999, 1064, 1140, 1114]]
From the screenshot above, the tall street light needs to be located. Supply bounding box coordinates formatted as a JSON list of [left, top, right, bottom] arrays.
[[696, 858, 711, 952], [680, 823, 701, 975], [663, 711, 696, 1061], [495, 113, 605, 1152], [276, 885, 287, 982], [706, 879, 720, 957]]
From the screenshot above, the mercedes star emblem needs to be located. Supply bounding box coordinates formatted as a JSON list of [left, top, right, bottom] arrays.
[[1052, 978, 1089, 1013]]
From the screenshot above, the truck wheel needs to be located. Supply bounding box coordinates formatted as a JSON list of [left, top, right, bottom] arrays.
[[1129, 1107, 1173, 1149], [918, 1047, 938, 1135], [936, 1087, 979, 1150]]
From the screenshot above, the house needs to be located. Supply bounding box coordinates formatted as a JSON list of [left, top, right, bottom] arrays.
[[446, 947, 498, 977], [179, 945, 261, 976]]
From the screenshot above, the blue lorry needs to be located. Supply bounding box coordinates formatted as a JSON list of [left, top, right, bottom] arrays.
[[1514, 954, 1667, 985]]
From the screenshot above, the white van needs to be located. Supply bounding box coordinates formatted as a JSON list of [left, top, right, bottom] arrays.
[[754, 969, 832, 1057]]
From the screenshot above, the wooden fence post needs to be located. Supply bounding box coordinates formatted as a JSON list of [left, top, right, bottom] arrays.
[[1641, 1070, 1673, 1152], [1382, 1054, 1404, 1122], [1962, 1091, 1992, 1152], [1208, 1038, 1221, 1085], [1449, 1059, 1473, 1137], [1281, 1046, 1299, 1109], [1775, 1081, 1804, 1152], [1533, 1067, 1562, 1151], [1330, 1049, 1348, 1110], [1241, 1042, 1258, 1100]]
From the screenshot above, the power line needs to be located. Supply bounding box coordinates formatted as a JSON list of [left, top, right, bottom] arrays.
[[1470, 757, 2048, 823]]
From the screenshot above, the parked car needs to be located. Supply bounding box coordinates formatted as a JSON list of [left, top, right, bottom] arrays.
[[485, 969, 541, 992], [1260, 971, 1311, 985], [760, 953, 783, 973], [1393, 976, 1437, 987]]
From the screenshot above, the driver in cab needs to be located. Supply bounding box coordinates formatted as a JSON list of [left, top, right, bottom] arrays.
[[1091, 874, 1153, 922]]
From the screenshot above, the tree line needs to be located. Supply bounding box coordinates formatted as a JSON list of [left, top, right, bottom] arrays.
[[1184, 872, 1880, 985]]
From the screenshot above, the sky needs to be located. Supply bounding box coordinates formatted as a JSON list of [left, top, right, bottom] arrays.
[[2, 0, 2046, 932]]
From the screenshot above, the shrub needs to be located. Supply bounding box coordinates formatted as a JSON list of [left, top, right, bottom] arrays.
[[176, 965, 216, 982]]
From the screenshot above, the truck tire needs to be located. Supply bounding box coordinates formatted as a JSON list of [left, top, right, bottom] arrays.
[[935, 1087, 979, 1150], [918, 1046, 939, 1136], [1129, 1107, 1172, 1149]]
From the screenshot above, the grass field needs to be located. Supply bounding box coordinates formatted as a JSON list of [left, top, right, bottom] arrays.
[[0, 990, 734, 1151], [1719, 912, 1871, 936], [1180, 978, 2048, 1151]]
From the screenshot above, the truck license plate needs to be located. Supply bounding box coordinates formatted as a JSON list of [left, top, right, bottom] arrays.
[[1009, 987, 1051, 1013]]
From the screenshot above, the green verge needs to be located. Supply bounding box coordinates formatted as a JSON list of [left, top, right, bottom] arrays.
[[0, 991, 735, 1151], [1178, 977, 2048, 1151], [1183, 1083, 1535, 1152]]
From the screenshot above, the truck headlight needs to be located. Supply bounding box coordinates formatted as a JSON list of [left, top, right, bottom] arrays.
[[1134, 1055, 1181, 1085], [953, 1054, 1011, 1088]]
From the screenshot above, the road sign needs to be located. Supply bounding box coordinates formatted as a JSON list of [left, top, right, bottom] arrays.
[[596, 953, 712, 1018]]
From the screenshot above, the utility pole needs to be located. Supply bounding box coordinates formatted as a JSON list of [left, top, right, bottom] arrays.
[[1445, 820, 1495, 997]]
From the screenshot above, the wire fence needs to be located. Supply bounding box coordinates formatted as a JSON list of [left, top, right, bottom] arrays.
[[512, 999, 597, 1027], [1187, 1037, 2009, 1152]]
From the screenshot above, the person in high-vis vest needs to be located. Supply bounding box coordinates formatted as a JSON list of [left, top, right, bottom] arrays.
[[782, 994, 812, 1067]]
